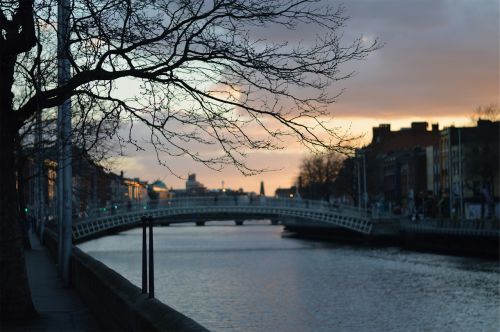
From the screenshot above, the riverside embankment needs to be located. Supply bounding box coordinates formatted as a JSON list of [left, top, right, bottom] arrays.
[[43, 228, 208, 331], [284, 217, 499, 257]]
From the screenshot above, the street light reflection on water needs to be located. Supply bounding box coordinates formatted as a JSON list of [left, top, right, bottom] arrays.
[[78, 222, 499, 332]]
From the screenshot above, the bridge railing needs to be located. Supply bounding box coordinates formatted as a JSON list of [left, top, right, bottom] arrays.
[[75, 196, 369, 224], [402, 218, 500, 231]]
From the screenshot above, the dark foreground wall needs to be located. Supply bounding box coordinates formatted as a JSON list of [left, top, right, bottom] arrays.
[[44, 229, 209, 331], [400, 230, 499, 258]]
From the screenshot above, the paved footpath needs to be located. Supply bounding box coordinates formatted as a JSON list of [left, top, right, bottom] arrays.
[[2, 232, 101, 331]]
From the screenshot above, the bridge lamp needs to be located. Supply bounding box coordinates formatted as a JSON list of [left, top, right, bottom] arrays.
[[114, 205, 118, 209], [143, 206, 147, 210], [290, 194, 294, 198], [24, 207, 29, 213]]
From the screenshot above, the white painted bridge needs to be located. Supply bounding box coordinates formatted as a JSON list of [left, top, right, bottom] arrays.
[[72, 197, 372, 242]]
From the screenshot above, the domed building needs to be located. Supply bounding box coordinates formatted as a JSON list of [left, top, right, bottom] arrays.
[[147, 180, 172, 200]]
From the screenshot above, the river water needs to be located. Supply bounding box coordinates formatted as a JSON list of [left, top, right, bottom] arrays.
[[78, 222, 499, 332]]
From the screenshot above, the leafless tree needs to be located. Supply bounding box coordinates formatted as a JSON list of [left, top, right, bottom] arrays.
[[297, 152, 345, 200], [331, 156, 357, 203], [470, 103, 500, 123], [1, 0, 379, 319]]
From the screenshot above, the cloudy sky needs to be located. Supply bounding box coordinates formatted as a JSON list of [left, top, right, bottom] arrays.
[[116, 0, 499, 194]]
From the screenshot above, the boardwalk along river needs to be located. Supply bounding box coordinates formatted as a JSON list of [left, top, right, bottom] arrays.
[[79, 222, 499, 332]]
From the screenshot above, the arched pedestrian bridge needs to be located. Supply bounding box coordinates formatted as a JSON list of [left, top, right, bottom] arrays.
[[72, 197, 371, 242]]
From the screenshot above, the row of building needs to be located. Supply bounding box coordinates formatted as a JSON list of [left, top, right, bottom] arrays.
[[23, 148, 263, 219], [335, 120, 499, 219], [23, 149, 149, 219], [24, 120, 498, 221]]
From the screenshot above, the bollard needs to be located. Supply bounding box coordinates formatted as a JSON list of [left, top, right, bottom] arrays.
[[148, 216, 155, 298], [141, 216, 148, 294]]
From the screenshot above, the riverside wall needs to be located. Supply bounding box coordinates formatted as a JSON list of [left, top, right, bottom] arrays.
[[43, 229, 209, 332], [284, 218, 499, 258], [399, 218, 499, 258]]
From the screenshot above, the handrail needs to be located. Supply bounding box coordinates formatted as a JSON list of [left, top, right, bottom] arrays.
[[76, 196, 369, 223], [70, 196, 374, 240]]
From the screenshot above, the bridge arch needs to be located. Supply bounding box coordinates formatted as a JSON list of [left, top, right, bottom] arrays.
[[72, 197, 371, 242]]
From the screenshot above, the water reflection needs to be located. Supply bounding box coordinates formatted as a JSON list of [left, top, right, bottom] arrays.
[[79, 223, 499, 332]]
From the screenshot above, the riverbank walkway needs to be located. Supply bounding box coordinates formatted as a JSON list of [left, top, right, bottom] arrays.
[[2, 232, 100, 331]]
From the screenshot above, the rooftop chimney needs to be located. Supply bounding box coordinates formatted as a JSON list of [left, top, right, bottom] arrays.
[[372, 124, 391, 144], [411, 122, 428, 131]]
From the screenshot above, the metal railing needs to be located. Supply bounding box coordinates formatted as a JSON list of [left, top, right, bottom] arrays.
[[77, 196, 369, 223], [69, 196, 373, 241], [402, 218, 500, 231]]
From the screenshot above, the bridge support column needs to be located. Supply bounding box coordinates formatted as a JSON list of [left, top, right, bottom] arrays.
[[195, 221, 205, 226], [235, 220, 244, 226]]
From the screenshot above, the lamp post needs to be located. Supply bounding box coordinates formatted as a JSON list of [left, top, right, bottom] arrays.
[[356, 149, 368, 211], [148, 216, 154, 298], [448, 128, 453, 219], [356, 150, 361, 211], [362, 149, 368, 210], [141, 216, 147, 294], [458, 128, 464, 219], [57, 0, 73, 285], [35, 96, 45, 243]]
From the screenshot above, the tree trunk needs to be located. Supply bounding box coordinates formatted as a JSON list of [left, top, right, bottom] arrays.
[[0, 53, 36, 321], [0, 122, 37, 321]]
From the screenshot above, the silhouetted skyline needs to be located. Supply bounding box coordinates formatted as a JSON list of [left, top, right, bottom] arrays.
[[116, 0, 498, 194]]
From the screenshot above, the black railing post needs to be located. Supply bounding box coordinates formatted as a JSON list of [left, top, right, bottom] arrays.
[[148, 216, 155, 298], [141, 216, 147, 294]]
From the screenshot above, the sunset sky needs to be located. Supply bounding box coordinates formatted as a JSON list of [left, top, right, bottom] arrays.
[[115, 0, 499, 194]]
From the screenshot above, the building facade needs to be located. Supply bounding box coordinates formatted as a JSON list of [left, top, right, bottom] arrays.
[[333, 120, 499, 219], [438, 120, 499, 218], [23, 148, 150, 220]]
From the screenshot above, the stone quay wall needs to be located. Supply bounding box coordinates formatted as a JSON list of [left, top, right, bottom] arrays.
[[43, 229, 209, 332]]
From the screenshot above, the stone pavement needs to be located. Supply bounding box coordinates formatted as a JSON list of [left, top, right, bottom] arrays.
[[2, 232, 101, 331]]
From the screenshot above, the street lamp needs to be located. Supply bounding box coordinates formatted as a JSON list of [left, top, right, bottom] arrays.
[[57, 0, 73, 285]]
